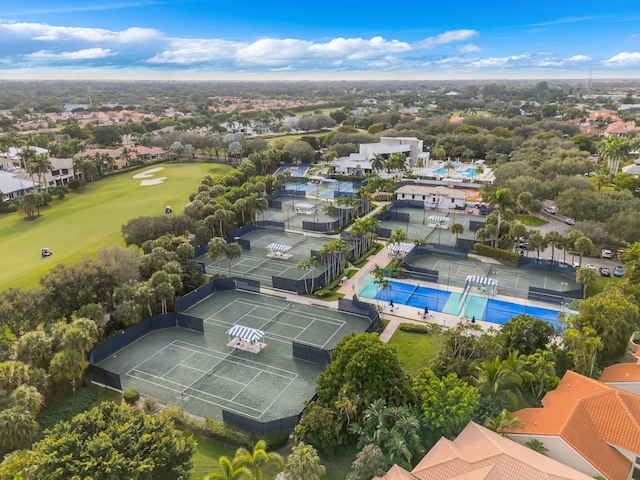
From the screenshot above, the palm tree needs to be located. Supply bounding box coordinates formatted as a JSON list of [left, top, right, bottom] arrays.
[[207, 237, 228, 276], [516, 192, 534, 223], [297, 256, 319, 294], [0, 407, 38, 450], [525, 439, 549, 456], [387, 227, 408, 246], [443, 160, 455, 177], [544, 230, 564, 261], [225, 243, 243, 277], [373, 265, 390, 306], [574, 236, 593, 267], [487, 188, 515, 247], [484, 409, 524, 436], [205, 456, 251, 480], [135, 282, 154, 317], [49, 349, 87, 392], [10, 385, 44, 415], [598, 135, 630, 177], [372, 154, 385, 173], [234, 440, 283, 480], [576, 267, 597, 299], [449, 222, 464, 245], [283, 443, 326, 480], [32, 153, 53, 192], [472, 356, 523, 409], [473, 164, 484, 181]]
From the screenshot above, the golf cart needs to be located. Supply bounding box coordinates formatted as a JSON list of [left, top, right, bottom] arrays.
[[165, 206, 172, 213], [41, 248, 52, 257]]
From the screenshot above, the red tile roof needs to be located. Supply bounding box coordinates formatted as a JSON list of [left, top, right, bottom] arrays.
[[381, 422, 592, 480], [511, 371, 640, 480]]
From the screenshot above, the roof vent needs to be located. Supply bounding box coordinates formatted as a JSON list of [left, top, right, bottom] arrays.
[[534, 422, 538, 426], [568, 384, 571, 387]]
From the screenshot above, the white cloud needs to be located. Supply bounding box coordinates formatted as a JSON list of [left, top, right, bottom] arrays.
[[471, 53, 530, 68], [567, 54, 590, 62], [436, 56, 476, 65], [147, 39, 239, 64], [604, 52, 640, 66], [538, 54, 591, 67], [458, 44, 482, 53], [0, 21, 160, 43], [415, 30, 479, 49], [27, 48, 114, 60]]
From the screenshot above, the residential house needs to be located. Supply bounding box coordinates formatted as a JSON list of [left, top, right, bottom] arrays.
[[508, 370, 640, 480], [378, 422, 593, 480], [599, 345, 640, 395], [396, 184, 468, 209], [0, 170, 38, 200]]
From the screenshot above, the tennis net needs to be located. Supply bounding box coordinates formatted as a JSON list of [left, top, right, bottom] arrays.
[[181, 351, 234, 400], [263, 303, 291, 329]]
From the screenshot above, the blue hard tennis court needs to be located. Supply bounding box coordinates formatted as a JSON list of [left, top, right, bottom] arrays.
[[360, 279, 561, 327]]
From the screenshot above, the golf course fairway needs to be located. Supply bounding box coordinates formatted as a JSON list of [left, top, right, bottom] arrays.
[[0, 162, 232, 291]]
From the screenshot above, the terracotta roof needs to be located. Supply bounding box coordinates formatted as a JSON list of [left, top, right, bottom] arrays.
[[580, 126, 605, 136], [380, 465, 417, 480], [599, 363, 640, 383], [382, 422, 592, 480], [511, 370, 640, 480]]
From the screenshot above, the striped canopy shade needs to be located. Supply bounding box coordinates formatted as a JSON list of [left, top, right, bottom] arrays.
[[295, 203, 314, 210], [466, 275, 498, 287], [266, 243, 292, 252], [387, 242, 415, 254], [226, 325, 265, 342], [427, 215, 450, 223], [441, 178, 460, 183]]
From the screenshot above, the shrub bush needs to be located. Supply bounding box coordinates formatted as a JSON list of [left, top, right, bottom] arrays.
[[473, 243, 520, 265], [143, 397, 158, 412], [122, 388, 140, 405], [67, 178, 86, 190], [203, 418, 254, 447], [398, 323, 430, 334], [41, 192, 53, 204], [314, 289, 332, 298]]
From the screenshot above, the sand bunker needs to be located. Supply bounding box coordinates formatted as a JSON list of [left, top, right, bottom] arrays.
[[140, 177, 167, 186], [133, 167, 165, 179]]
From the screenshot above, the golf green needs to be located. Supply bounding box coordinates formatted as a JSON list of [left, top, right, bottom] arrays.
[[0, 163, 232, 291]]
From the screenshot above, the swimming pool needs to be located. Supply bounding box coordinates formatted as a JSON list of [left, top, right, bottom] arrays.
[[431, 167, 476, 178], [360, 279, 561, 327]]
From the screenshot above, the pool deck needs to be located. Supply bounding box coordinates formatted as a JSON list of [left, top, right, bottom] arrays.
[[338, 246, 571, 339]]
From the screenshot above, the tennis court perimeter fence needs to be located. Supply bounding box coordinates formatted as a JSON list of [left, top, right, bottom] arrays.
[[89, 312, 205, 391], [292, 341, 332, 365], [91, 277, 261, 391], [338, 298, 380, 333], [222, 410, 300, 435]]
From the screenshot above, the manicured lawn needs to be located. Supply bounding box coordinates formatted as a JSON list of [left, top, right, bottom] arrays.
[[388, 329, 439, 376], [586, 275, 618, 297], [0, 162, 231, 290], [266, 132, 327, 145], [190, 437, 237, 480], [516, 215, 548, 226], [322, 446, 358, 480]]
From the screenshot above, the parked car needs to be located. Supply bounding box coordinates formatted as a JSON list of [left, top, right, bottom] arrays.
[[572, 261, 580, 268], [41, 248, 52, 257], [585, 264, 597, 270], [616, 249, 626, 259], [564, 217, 575, 225], [614, 266, 624, 277], [601, 249, 612, 258], [599, 267, 611, 277], [544, 205, 558, 214]]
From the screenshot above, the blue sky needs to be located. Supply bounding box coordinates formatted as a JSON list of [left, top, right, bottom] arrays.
[[1, 0, 639, 80]]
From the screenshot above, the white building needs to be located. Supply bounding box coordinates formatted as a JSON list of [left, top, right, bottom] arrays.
[[396, 184, 468, 209], [0, 171, 38, 200]]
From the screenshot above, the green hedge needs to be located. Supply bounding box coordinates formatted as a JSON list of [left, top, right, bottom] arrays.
[[160, 405, 288, 449], [473, 243, 520, 265], [352, 243, 384, 267], [123, 388, 140, 405], [398, 323, 431, 334]]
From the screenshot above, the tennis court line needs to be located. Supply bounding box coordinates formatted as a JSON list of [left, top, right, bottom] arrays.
[[234, 299, 346, 327], [178, 363, 246, 386], [229, 370, 264, 402], [126, 342, 188, 380], [172, 340, 298, 378], [126, 368, 263, 415]]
